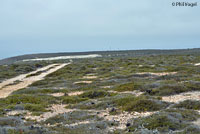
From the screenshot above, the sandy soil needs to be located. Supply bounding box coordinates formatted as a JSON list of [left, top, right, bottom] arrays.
[[194, 63, 200, 66], [108, 90, 143, 96], [101, 86, 112, 89], [98, 108, 156, 130], [193, 118, 200, 127], [25, 104, 75, 122], [136, 72, 177, 76], [82, 76, 98, 79], [68, 91, 84, 96], [0, 63, 69, 98], [74, 81, 93, 84], [50, 92, 65, 97], [50, 91, 84, 97], [162, 91, 200, 103], [7, 110, 28, 116], [22, 54, 102, 62], [0, 64, 57, 89], [22, 103, 155, 130]]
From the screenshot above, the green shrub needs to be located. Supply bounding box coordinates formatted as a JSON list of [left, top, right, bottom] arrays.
[[165, 109, 200, 121], [173, 100, 200, 110], [0, 94, 58, 111], [61, 96, 88, 104], [114, 82, 142, 92], [128, 113, 187, 132], [185, 82, 200, 91], [114, 96, 167, 112], [24, 104, 48, 112], [79, 90, 114, 99], [149, 85, 188, 96]]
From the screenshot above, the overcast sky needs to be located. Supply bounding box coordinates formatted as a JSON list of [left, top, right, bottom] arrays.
[[0, 0, 200, 59]]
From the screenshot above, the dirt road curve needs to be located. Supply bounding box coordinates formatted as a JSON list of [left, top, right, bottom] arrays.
[[0, 63, 69, 98]]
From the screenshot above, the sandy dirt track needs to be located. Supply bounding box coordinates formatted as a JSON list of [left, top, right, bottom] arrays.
[[162, 91, 200, 103], [0, 63, 69, 98]]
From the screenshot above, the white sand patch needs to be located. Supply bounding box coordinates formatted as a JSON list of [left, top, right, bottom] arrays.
[[82, 76, 98, 79], [162, 91, 200, 103], [101, 86, 112, 89], [50, 93, 65, 97], [64, 121, 91, 127], [138, 65, 155, 67], [25, 104, 75, 122], [50, 91, 84, 97], [0, 64, 57, 89], [22, 54, 102, 62], [0, 63, 69, 98], [45, 118, 94, 128], [68, 91, 84, 96], [193, 118, 200, 127], [74, 81, 93, 84], [98, 108, 156, 130], [136, 72, 177, 76], [7, 110, 28, 116], [194, 63, 200, 66], [108, 90, 143, 96], [86, 73, 96, 76]]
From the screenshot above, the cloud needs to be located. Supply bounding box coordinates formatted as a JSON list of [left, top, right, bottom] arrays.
[[0, 0, 199, 37], [0, 0, 199, 59]]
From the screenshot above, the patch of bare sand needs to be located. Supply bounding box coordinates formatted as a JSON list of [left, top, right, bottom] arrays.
[[24, 104, 155, 130], [64, 120, 91, 127], [101, 86, 112, 89], [193, 118, 200, 127], [25, 104, 75, 122], [162, 91, 200, 103], [74, 81, 93, 84], [98, 108, 156, 130], [108, 90, 143, 96], [68, 91, 84, 96], [82, 76, 98, 79], [136, 72, 177, 76], [138, 65, 155, 67], [46, 120, 93, 128], [42, 107, 155, 130], [0, 63, 69, 98], [50, 91, 84, 97], [194, 63, 200, 66], [50, 92, 65, 97], [0, 64, 57, 89], [7, 110, 28, 116]]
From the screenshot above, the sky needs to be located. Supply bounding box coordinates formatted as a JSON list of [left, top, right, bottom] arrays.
[[0, 0, 200, 59]]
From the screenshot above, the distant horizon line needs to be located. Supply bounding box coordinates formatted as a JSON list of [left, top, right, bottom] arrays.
[[1, 47, 200, 60]]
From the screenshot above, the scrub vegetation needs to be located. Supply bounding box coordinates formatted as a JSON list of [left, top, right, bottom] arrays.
[[0, 50, 200, 133]]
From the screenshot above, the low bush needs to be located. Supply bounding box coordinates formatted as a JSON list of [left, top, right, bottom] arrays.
[[128, 112, 188, 132], [148, 84, 188, 96], [173, 100, 200, 110], [60, 96, 88, 104], [165, 109, 200, 121], [114, 82, 143, 92], [24, 104, 48, 112], [79, 90, 114, 99], [114, 96, 167, 112]]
